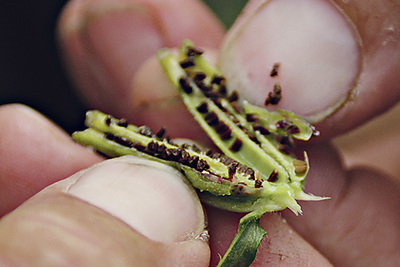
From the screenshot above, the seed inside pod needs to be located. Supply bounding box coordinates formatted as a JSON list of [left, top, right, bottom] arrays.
[[197, 102, 209, 113], [276, 120, 291, 129], [114, 136, 133, 147], [255, 179, 263, 188], [246, 114, 259, 122], [180, 58, 195, 69], [196, 159, 210, 171], [218, 84, 227, 96], [186, 47, 203, 57], [214, 122, 229, 134], [155, 127, 166, 139], [197, 81, 213, 92], [230, 138, 242, 152], [267, 169, 279, 182], [211, 75, 225, 85], [286, 125, 301, 135], [193, 72, 206, 82], [146, 140, 159, 154], [205, 112, 219, 126], [253, 124, 270, 135], [179, 77, 193, 94], [179, 150, 190, 164], [228, 91, 239, 102], [105, 115, 112, 126], [117, 118, 129, 127]]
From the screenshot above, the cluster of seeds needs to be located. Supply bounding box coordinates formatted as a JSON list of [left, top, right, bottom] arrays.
[[177, 46, 305, 161], [265, 63, 282, 106], [100, 114, 268, 190]]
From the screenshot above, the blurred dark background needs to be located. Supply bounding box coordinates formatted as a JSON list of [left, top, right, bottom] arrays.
[[0, 0, 248, 133]]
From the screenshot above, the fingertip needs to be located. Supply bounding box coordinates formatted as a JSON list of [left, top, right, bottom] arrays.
[[57, 0, 224, 117], [220, 0, 400, 138], [0, 155, 210, 266], [0, 104, 102, 217]]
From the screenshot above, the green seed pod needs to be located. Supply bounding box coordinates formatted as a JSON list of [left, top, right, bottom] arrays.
[[156, 40, 327, 214], [72, 40, 328, 267]]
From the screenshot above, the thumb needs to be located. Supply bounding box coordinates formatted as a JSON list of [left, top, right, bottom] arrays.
[[219, 0, 400, 138], [0, 156, 209, 266]]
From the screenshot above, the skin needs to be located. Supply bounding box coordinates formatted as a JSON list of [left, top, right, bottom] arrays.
[[1, 0, 400, 266]]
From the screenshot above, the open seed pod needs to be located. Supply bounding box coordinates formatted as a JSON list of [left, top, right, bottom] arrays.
[[72, 40, 328, 267]]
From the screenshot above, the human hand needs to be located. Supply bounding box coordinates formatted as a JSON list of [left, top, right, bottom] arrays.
[[1, 0, 400, 266]]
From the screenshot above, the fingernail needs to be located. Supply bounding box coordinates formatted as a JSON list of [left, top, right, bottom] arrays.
[[220, 0, 361, 122], [67, 156, 205, 243], [81, 2, 163, 111]]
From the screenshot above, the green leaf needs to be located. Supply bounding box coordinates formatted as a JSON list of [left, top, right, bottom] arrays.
[[217, 211, 267, 267]]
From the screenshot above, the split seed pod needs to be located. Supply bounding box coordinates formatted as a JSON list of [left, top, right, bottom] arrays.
[[72, 40, 328, 267]]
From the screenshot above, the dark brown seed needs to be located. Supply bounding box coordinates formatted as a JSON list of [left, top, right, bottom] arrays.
[[180, 150, 190, 164], [228, 90, 239, 102], [286, 125, 300, 135], [187, 47, 203, 57], [205, 112, 219, 126], [170, 148, 182, 160], [133, 143, 146, 151], [198, 82, 213, 92], [276, 120, 291, 129], [155, 127, 166, 139], [117, 118, 129, 127], [267, 169, 279, 182], [197, 102, 209, 113], [180, 58, 195, 69], [278, 145, 292, 155], [270, 63, 280, 77], [253, 124, 270, 135], [215, 122, 229, 134], [246, 114, 259, 122], [278, 136, 295, 148], [231, 101, 241, 113], [273, 82, 282, 94], [218, 85, 227, 96], [264, 82, 282, 105], [213, 98, 227, 112], [228, 161, 239, 178], [255, 179, 263, 188], [197, 159, 210, 171], [249, 134, 259, 144], [147, 141, 159, 153], [206, 149, 214, 157], [157, 144, 167, 154], [230, 138, 242, 152], [204, 91, 223, 99], [193, 72, 206, 82], [211, 75, 225, 85], [138, 126, 153, 137], [220, 129, 232, 140], [179, 77, 193, 94], [188, 155, 199, 168], [114, 136, 133, 147], [105, 133, 114, 140], [105, 115, 112, 126]]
